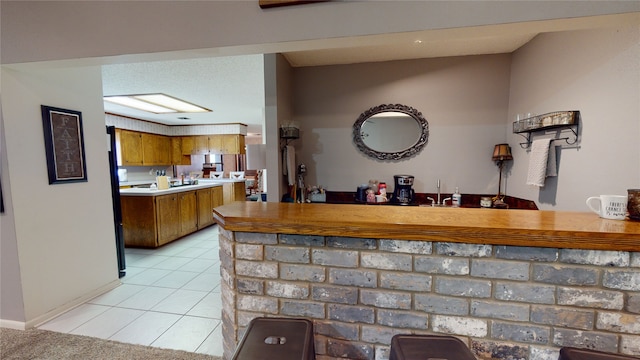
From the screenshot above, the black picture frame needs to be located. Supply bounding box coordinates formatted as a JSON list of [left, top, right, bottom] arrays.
[[41, 105, 88, 184]]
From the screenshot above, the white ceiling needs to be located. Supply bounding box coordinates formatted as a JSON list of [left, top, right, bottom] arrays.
[[101, 13, 638, 137], [102, 55, 266, 134]]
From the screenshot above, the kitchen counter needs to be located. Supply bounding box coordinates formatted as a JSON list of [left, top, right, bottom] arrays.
[[118, 180, 155, 187], [214, 202, 640, 251], [198, 178, 246, 183], [119, 182, 222, 196], [120, 179, 246, 248]]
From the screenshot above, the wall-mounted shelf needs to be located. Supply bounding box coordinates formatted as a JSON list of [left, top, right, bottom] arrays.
[[513, 111, 580, 149]]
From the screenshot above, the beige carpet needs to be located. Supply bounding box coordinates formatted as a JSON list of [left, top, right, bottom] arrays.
[[0, 328, 222, 360]]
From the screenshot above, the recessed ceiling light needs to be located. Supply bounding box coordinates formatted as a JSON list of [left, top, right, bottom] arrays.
[[104, 93, 211, 114], [414, 40, 423, 44]]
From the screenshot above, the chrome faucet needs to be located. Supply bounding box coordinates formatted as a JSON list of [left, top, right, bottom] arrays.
[[429, 179, 451, 206]]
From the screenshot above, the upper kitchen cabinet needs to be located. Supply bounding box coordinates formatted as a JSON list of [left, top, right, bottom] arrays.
[[115, 129, 171, 166], [222, 134, 245, 154], [181, 134, 245, 155], [194, 135, 210, 155], [115, 129, 143, 166], [142, 133, 171, 166], [171, 137, 191, 165], [208, 135, 223, 154]]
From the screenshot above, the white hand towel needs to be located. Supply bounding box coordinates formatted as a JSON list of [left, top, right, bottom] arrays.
[[526, 138, 556, 187], [546, 142, 557, 178], [285, 145, 296, 186]]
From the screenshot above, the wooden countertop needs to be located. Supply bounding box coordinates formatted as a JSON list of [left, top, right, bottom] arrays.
[[213, 202, 640, 251]]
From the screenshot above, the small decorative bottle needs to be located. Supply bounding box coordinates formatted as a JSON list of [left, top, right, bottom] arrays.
[[366, 189, 376, 203], [452, 187, 462, 207]]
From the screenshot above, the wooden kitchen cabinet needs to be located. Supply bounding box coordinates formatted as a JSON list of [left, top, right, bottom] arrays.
[[212, 186, 224, 208], [117, 129, 244, 166], [194, 135, 210, 155], [171, 137, 191, 165], [121, 195, 157, 247], [157, 134, 172, 165], [222, 134, 245, 154], [142, 133, 171, 166], [116, 129, 143, 166], [121, 186, 220, 248], [116, 129, 171, 166], [179, 191, 198, 236], [180, 134, 245, 155], [156, 194, 180, 246], [223, 181, 246, 204], [197, 188, 214, 229], [207, 135, 223, 154], [181, 136, 195, 155]]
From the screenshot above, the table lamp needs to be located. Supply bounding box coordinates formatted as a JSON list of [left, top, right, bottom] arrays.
[[492, 143, 513, 208]]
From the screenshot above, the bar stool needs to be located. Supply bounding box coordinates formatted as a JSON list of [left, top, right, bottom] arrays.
[[560, 347, 639, 360], [232, 317, 315, 360], [389, 334, 477, 360]]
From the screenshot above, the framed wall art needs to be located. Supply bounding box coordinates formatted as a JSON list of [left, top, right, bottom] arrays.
[[41, 105, 88, 184]]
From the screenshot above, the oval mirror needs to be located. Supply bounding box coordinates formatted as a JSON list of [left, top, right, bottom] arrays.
[[353, 104, 429, 160]]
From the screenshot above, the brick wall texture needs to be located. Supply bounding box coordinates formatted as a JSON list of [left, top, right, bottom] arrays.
[[218, 228, 640, 360]]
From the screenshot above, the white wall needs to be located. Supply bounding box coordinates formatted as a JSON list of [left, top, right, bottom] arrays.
[[1, 65, 119, 326], [3, 1, 638, 65], [291, 26, 639, 211], [292, 55, 512, 195], [0, 102, 26, 324], [507, 25, 640, 211]]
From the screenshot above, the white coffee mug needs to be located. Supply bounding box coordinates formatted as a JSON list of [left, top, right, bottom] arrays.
[[586, 195, 628, 220]]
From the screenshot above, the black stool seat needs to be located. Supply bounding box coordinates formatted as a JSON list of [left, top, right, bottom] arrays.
[[389, 334, 476, 360], [560, 347, 639, 360], [232, 317, 315, 360]]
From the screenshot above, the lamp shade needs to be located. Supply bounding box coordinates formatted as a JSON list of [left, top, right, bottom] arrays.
[[492, 143, 513, 161], [246, 144, 267, 170]]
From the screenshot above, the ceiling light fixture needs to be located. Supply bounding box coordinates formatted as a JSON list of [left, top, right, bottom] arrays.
[[104, 93, 211, 114]]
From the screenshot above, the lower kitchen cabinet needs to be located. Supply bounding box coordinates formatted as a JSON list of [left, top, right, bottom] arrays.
[[179, 191, 198, 236], [223, 181, 246, 204], [197, 188, 214, 229], [156, 194, 180, 246], [212, 186, 223, 208], [121, 195, 157, 248], [121, 185, 221, 248], [197, 186, 224, 229]]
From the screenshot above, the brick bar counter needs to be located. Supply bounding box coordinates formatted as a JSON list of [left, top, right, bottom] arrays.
[[213, 202, 640, 360]]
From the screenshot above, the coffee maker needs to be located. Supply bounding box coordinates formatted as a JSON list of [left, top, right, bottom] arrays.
[[392, 175, 415, 205]]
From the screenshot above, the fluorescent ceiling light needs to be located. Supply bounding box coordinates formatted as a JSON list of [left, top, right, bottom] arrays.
[[104, 96, 176, 113], [104, 93, 211, 114]]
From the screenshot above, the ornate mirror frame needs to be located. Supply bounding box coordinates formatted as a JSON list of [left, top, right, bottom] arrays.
[[352, 103, 429, 161]]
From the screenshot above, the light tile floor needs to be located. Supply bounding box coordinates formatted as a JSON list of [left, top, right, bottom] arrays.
[[38, 225, 223, 357]]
